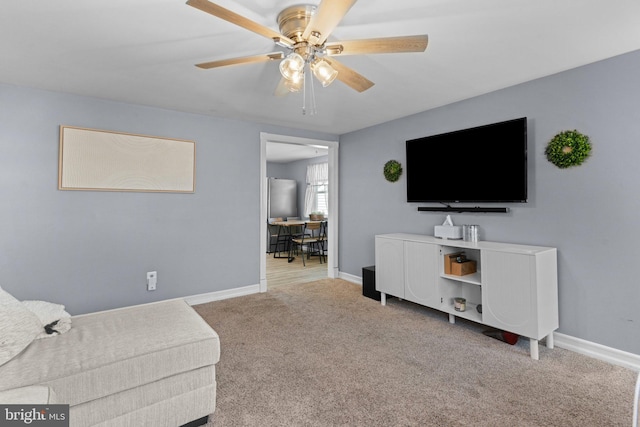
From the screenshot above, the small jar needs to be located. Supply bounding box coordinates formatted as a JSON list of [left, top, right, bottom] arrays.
[[463, 225, 479, 242], [454, 297, 466, 312]]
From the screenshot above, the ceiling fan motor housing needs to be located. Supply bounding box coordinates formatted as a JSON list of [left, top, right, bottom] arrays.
[[277, 5, 316, 43]]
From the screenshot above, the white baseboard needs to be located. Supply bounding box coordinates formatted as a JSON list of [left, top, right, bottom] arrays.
[[338, 271, 362, 285], [554, 332, 640, 371], [184, 273, 362, 306], [184, 284, 261, 306]]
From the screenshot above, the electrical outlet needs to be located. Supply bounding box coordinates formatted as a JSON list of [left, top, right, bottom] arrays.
[[147, 271, 157, 291]]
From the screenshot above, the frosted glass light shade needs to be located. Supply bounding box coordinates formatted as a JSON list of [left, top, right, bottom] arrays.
[[285, 71, 304, 92], [279, 53, 305, 81], [311, 59, 338, 87]]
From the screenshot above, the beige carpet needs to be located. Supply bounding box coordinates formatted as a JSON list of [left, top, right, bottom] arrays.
[[194, 279, 637, 426]]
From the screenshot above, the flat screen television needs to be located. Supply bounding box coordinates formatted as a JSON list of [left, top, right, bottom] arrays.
[[406, 117, 527, 203]]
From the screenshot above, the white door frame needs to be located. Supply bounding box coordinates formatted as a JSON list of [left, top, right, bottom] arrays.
[[260, 132, 339, 292]]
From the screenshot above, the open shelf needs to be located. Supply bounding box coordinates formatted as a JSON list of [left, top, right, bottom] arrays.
[[441, 245, 481, 285], [444, 302, 482, 323], [441, 272, 481, 285]]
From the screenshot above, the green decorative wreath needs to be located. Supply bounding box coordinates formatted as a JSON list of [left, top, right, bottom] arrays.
[[383, 160, 403, 182], [545, 130, 592, 169]]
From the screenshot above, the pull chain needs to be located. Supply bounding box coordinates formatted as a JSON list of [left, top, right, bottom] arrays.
[[302, 63, 317, 115]]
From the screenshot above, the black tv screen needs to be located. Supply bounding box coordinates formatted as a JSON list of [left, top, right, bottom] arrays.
[[406, 117, 527, 203]]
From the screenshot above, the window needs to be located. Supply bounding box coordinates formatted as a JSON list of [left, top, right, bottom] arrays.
[[314, 181, 328, 216], [304, 162, 328, 217]]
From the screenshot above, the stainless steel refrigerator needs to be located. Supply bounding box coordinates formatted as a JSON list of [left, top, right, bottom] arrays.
[[266, 178, 298, 252]]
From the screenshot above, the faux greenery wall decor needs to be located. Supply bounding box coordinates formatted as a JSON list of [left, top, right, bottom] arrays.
[[383, 160, 402, 182], [545, 130, 592, 169]]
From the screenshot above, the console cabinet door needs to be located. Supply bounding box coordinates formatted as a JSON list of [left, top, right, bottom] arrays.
[[404, 241, 439, 307], [481, 251, 534, 337], [375, 237, 404, 298]]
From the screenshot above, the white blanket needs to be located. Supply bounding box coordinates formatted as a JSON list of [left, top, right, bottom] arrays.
[[21, 300, 72, 339]]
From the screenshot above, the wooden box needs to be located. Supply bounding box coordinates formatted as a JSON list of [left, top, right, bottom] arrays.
[[451, 259, 477, 276], [444, 252, 465, 274]]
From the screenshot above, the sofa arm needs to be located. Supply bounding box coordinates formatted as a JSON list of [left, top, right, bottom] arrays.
[[0, 385, 58, 404]]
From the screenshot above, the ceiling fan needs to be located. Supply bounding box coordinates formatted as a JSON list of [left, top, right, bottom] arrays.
[[186, 0, 428, 111]]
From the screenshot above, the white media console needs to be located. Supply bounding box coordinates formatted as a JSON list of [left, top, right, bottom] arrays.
[[375, 234, 558, 360]]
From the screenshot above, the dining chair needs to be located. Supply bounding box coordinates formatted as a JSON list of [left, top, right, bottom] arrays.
[[317, 220, 328, 262], [290, 221, 324, 266], [267, 217, 283, 254], [286, 216, 305, 242]]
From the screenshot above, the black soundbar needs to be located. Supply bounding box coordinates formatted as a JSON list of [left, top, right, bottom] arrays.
[[417, 206, 509, 213]]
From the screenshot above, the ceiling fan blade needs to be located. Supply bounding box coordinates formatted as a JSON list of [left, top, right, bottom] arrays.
[[325, 35, 428, 56], [187, 0, 295, 46], [324, 58, 374, 93], [302, 0, 358, 45], [196, 52, 283, 69]]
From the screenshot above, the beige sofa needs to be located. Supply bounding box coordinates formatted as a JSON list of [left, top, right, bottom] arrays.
[[0, 298, 219, 427]]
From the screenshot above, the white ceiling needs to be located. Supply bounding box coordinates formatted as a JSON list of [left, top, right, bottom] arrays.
[[267, 142, 328, 163], [2, 1, 640, 135]]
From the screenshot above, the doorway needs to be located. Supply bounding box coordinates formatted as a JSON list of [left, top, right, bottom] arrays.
[[259, 132, 339, 292]]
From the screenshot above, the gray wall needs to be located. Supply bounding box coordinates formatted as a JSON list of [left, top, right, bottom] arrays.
[[2, 48, 639, 355], [0, 83, 335, 314], [266, 163, 293, 181], [339, 49, 640, 355]]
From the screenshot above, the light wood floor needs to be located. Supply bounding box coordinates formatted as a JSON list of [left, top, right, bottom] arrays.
[[265, 248, 328, 288]]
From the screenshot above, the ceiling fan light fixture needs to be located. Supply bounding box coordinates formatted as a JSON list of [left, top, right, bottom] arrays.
[[311, 58, 338, 87], [285, 71, 304, 92], [279, 52, 305, 80]]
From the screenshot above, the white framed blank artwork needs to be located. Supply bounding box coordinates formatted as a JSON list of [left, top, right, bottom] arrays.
[[59, 126, 195, 193]]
